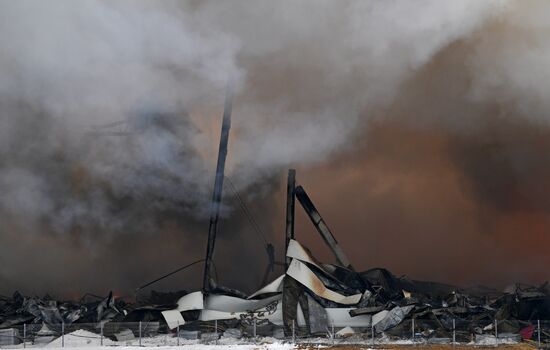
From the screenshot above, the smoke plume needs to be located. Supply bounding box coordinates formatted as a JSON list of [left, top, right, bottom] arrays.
[[0, 0, 548, 296]]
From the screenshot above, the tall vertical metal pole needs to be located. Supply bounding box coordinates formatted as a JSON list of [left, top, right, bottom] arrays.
[[203, 84, 233, 293], [23, 324, 26, 348], [285, 169, 296, 269]]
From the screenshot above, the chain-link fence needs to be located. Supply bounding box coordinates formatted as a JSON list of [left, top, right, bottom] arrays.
[[0, 319, 549, 348]]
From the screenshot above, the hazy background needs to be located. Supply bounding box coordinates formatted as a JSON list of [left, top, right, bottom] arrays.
[[0, 0, 549, 298]]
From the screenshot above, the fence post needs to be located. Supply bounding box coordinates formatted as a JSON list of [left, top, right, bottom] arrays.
[[139, 321, 142, 346], [100, 322, 104, 346], [452, 318, 456, 346], [411, 317, 415, 343], [177, 321, 180, 346], [253, 318, 257, 340], [215, 319, 218, 345], [331, 321, 334, 345], [61, 322, 65, 348], [538, 320, 541, 349], [371, 323, 375, 346], [292, 319, 295, 344], [23, 323, 26, 348], [494, 319, 498, 347]]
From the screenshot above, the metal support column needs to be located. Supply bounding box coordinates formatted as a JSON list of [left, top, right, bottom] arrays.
[[295, 185, 353, 269], [203, 84, 233, 292], [285, 169, 296, 269]]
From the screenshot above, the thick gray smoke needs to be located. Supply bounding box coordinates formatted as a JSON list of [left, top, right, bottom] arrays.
[[0, 0, 509, 229], [1, 0, 548, 295]]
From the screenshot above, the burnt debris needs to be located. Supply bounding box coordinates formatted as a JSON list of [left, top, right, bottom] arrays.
[[1, 260, 549, 344]]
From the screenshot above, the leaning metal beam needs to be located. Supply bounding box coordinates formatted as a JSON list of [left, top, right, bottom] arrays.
[[285, 169, 296, 270], [203, 85, 233, 293], [294, 185, 354, 270]]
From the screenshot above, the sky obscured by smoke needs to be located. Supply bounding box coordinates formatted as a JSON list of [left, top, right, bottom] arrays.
[[0, 0, 549, 297]]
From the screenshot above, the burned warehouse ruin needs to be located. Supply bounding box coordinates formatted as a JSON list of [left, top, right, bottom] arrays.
[[1, 84, 550, 347]]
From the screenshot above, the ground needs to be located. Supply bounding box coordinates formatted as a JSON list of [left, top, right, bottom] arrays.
[[17, 343, 542, 350], [302, 345, 539, 350]]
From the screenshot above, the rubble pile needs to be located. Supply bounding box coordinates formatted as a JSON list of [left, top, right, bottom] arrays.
[[0, 291, 130, 329], [1, 240, 549, 345], [356, 267, 550, 341]]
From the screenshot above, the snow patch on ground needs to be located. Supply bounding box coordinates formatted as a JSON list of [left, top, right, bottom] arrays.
[[40, 346, 293, 350], [12, 330, 295, 350], [1, 329, 522, 349], [45, 330, 115, 347]]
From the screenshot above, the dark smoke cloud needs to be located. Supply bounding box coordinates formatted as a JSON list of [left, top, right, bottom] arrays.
[[1, 0, 549, 296]]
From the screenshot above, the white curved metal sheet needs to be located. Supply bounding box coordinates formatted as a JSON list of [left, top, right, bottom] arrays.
[[286, 259, 361, 305]]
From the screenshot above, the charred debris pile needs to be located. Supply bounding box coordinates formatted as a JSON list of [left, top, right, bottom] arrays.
[[0, 290, 184, 329], [0, 261, 549, 342]]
